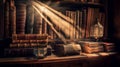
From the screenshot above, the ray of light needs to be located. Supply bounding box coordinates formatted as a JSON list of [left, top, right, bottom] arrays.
[[32, 1, 79, 38], [33, 5, 67, 43], [34, 0, 74, 24]]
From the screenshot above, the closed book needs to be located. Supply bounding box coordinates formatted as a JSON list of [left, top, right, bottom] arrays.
[[25, 1, 34, 34], [9, 0, 16, 35], [82, 8, 87, 38], [4, 48, 34, 57], [103, 43, 115, 52], [87, 7, 96, 38], [4, 47, 48, 58], [55, 43, 81, 56], [4, 1, 10, 38], [10, 43, 47, 48], [81, 42, 104, 53], [12, 40, 48, 43], [16, 3, 26, 34], [33, 10, 42, 34], [12, 34, 48, 40]]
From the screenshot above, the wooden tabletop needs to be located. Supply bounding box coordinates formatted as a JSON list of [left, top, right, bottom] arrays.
[[0, 52, 116, 64]]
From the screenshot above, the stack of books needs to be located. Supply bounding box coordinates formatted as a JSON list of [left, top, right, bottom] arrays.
[[3, 34, 49, 58], [10, 34, 49, 48]]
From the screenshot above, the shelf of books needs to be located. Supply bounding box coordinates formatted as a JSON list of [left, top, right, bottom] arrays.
[[1, 0, 110, 58], [4, 0, 105, 39]]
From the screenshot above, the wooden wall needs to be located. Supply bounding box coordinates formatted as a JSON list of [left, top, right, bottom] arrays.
[[113, 0, 120, 38], [107, 0, 120, 52]]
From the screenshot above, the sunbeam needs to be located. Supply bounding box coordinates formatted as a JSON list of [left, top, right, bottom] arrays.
[[32, 1, 83, 43], [33, 5, 67, 43]]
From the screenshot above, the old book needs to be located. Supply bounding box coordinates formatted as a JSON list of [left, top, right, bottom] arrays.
[[70, 11, 75, 39], [4, 48, 34, 57], [44, 16, 48, 34], [55, 43, 81, 56], [4, 47, 48, 58], [12, 40, 48, 43], [33, 10, 43, 34], [16, 3, 26, 34], [10, 43, 31, 48], [33, 18, 41, 34], [9, 0, 16, 35], [76, 10, 80, 39], [41, 15, 48, 34], [78, 10, 84, 38], [25, 1, 34, 34], [82, 8, 87, 38], [81, 42, 104, 53], [65, 10, 70, 39], [103, 42, 115, 52], [65, 10, 85, 39], [90, 8, 101, 38], [12, 34, 48, 40], [4, 1, 10, 38], [73, 11, 77, 39], [10, 43, 47, 48], [87, 7, 95, 38]]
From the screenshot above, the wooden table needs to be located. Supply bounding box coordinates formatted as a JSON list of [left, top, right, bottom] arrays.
[[0, 52, 117, 67]]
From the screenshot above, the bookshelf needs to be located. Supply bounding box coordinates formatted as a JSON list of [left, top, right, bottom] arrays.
[[57, 0, 105, 40], [2, 0, 106, 41], [59, 1, 104, 8], [0, 0, 114, 58], [1, 1, 120, 67]]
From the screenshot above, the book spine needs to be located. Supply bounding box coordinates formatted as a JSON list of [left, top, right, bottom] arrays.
[[10, 43, 47, 48], [25, 1, 34, 34], [4, 1, 10, 38], [76, 10, 79, 39], [79, 10, 84, 38], [82, 42, 104, 53], [50, 29, 54, 39], [65, 10, 86, 40], [87, 7, 93, 38], [33, 12, 40, 34], [41, 16, 45, 34], [12, 34, 48, 40], [47, 25, 54, 39], [33, 10, 44, 34], [16, 3, 26, 34], [4, 48, 34, 57], [73, 11, 76, 39], [12, 40, 47, 43], [103, 43, 115, 52], [82, 8, 87, 38], [9, 0, 16, 36], [66, 10, 70, 39], [89, 8, 100, 38], [70, 11, 74, 39], [44, 16, 47, 34], [39, 14, 43, 34]]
